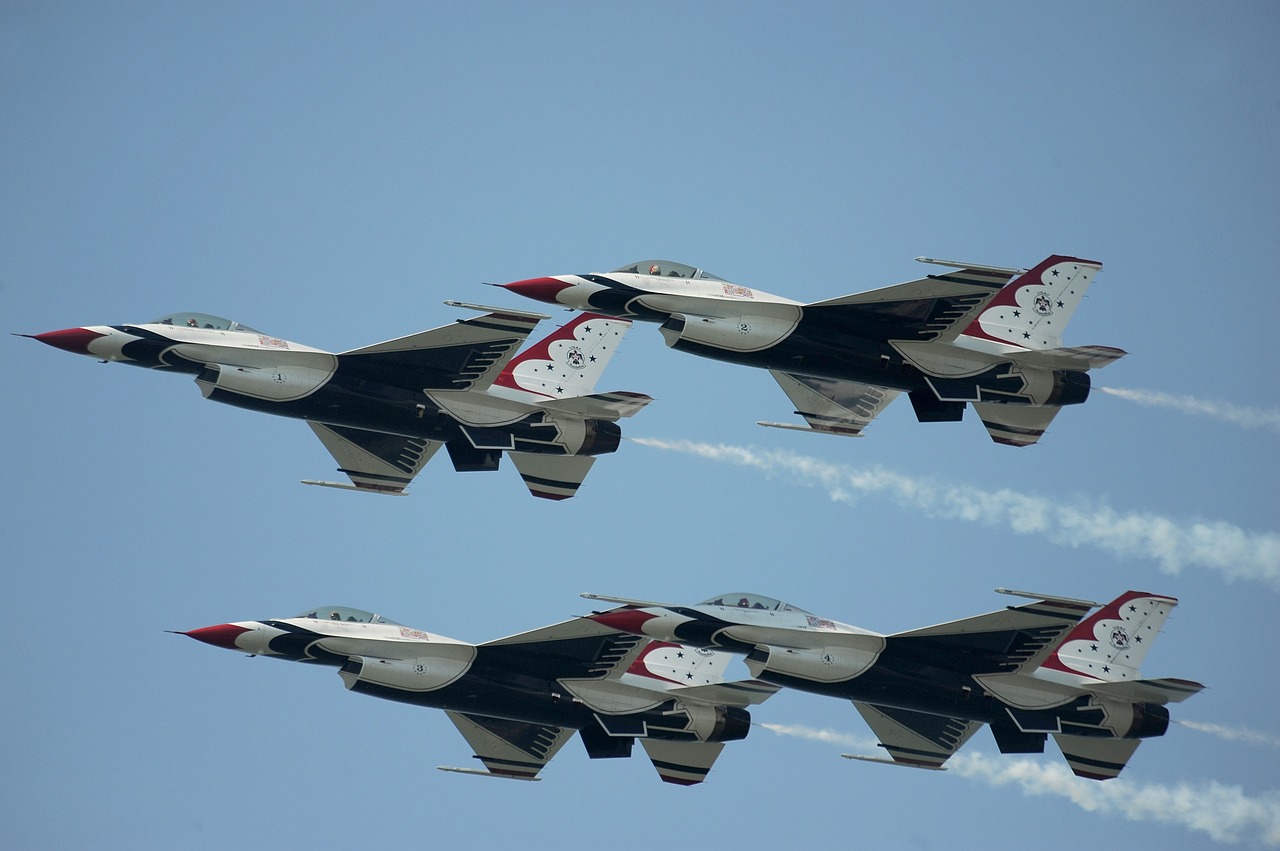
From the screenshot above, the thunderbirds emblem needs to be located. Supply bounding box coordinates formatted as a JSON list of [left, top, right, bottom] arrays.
[[1033, 292, 1054, 316], [565, 346, 586, 370], [1110, 626, 1130, 650]]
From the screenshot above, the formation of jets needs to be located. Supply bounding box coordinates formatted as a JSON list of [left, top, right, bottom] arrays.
[[28, 252, 1203, 785], [180, 588, 1199, 783]]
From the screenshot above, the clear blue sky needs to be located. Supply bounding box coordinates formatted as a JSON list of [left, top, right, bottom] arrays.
[[4, 2, 1278, 848]]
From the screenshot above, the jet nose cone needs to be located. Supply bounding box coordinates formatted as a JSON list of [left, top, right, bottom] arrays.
[[590, 609, 660, 635], [502, 277, 575, 305], [180, 623, 252, 650], [30, 327, 107, 356]]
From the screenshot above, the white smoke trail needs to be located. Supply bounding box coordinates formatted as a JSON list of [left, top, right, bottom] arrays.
[[764, 723, 1280, 845], [1099, 387, 1280, 433], [632, 438, 1280, 590], [760, 723, 878, 751], [1179, 720, 1280, 749], [950, 752, 1280, 845]]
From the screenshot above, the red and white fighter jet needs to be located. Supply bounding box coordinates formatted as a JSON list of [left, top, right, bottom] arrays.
[[179, 604, 777, 784], [583, 588, 1202, 780], [26, 303, 650, 499], [502, 255, 1125, 446]]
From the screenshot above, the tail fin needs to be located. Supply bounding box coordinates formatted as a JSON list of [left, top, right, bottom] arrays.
[[961, 255, 1103, 350], [491, 312, 633, 402], [1037, 591, 1178, 685]]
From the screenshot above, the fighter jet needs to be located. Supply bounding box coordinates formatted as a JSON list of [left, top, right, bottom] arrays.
[[582, 588, 1202, 780], [25, 304, 650, 499], [178, 604, 777, 784], [501, 255, 1125, 446]]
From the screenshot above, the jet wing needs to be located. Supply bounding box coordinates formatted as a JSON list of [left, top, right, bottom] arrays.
[[439, 711, 576, 781], [640, 739, 726, 786], [760, 371, 900, 437], [337, 305, 549, 393], [478, 618, 649, 682], [301, 423, 443, 495], [889, 595, 1092, 676], [804, 266, 1012, 344], [508, 453, 596, 501], [972, 402, 1064, 447], [852, 702, 984, 770]]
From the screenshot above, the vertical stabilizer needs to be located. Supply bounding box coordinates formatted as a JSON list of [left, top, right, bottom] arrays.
[[961, 255, 1102, 350], [1037, 591, 1178, 684], [490, 313, 632, 402]]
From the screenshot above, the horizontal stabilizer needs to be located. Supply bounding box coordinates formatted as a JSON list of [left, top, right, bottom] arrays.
[[509, 453, 596, 500], [1054, 734, 1140, 781], [1013, 344, 1128, 370], [1089, 677, 1206, 705], [974, 403, 1064, 447], [536, 391, 653, 420], [640, 739, 725, 786]]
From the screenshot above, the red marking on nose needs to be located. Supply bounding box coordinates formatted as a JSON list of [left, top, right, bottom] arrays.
[[590, 609, 659, 634], [31, 327, 107, 355], [502, 277, 575, 305], [181, 624, 252, 650]]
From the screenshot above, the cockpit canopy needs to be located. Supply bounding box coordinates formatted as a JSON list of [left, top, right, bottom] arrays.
[[697, 593, 812, 613], [612, 260, 727, 282], [294, 606, 401, 625], [151, 312, 261, 333]]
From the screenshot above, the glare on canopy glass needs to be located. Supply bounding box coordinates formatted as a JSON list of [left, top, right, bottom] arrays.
[[697, 593, 811, 613], [150, 312, 261, 333], [612, 260, 727, 281], [295, 606, 402, 625]]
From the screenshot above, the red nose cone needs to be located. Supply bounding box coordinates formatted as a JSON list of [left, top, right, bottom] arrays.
[[32, 327, 106, 355], [182, 624, 252, 650], [502, 277, 574, 305], [590, 609, 659, 635]]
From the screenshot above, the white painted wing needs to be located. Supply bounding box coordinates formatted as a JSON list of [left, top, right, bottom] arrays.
[[853, 703, 983, 770], [339, 308, 546, 393], [441, 711, 575, 781], [762, 370, 900, 436], [303, 422, 443, 495]]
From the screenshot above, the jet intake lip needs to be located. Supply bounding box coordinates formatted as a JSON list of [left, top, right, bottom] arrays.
[[181, 623, 253, 650], [502, 277, 575, 305], [31, 327, 108, 356]]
